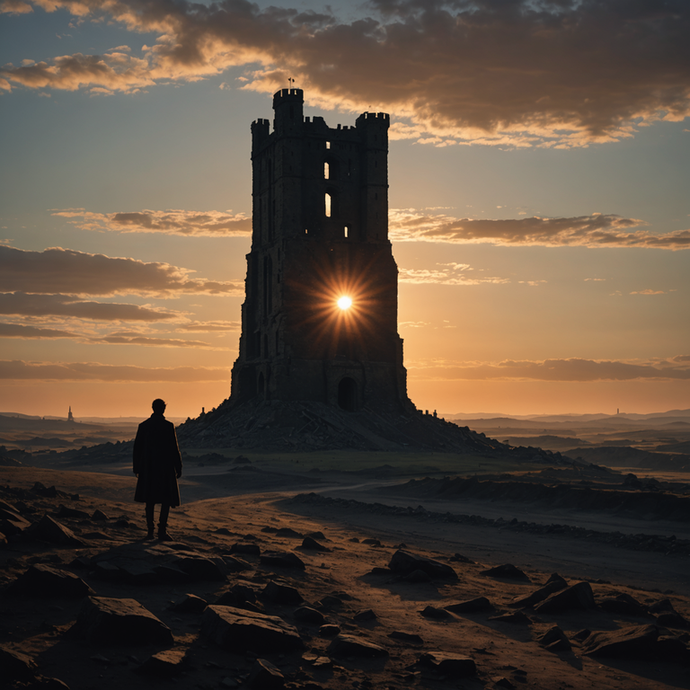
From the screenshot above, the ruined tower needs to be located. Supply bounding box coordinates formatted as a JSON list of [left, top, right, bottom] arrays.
[[230, 88, 410, 412]]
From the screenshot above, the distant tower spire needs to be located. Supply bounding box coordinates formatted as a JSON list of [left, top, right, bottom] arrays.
[[68, 406, 74, 422]]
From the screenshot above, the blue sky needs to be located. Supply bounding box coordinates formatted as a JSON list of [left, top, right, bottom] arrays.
[[1, 0, 689, 418]]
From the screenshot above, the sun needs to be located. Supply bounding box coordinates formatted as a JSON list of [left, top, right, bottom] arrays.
[[337, 296, 353, 310]]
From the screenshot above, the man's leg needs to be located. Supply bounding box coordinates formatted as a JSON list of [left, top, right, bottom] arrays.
[[158, 503, 171, 540], [145, 503, 155, 539]]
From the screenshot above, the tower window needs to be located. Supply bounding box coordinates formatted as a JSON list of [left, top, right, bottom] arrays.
[[344, 226, 349, 238], [326, 141, 331, 149], [325, 193, 332, 218], [324, 162, 330, 180]]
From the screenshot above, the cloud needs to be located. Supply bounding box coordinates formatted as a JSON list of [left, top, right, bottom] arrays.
[[630, 289, 665, 295], [0, 246, 242, 296], [54, 208, 251, 236], [2, 0, 689, 145], [0, 360, 227, 381], [399, 266, 509, 286], [0, 323, 78, 338], [407, 357, 690, 382], [0, 293, 179, 321], [389, 209, 690, 249], [0, 0, 33, 13], [95, 332, 216, 348], [177, 320, 240, 332]]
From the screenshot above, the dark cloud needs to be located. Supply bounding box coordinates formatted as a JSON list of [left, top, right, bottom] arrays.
[[54, 209, 251, 236], [176, 321, 240, 332], [390, 210, 690, 248], [0, 293, 178, 321], [2, 0, 688, 144], [0, 359, 228, 381], [410, 357, 690, 381], [0, 246, 242, 296], [0, 323, 78, 338], [96, 333, 216, 348]]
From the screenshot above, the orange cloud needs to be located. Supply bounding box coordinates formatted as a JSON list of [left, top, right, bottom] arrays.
[[2, 0, 689, 146], [390, 209, 690, 249], [0, 246, 242, 296], [54, 208, 251, 236]]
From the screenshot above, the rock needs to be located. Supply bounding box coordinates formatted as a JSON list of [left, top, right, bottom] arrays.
[[275, 527, 302, 538], [221, 555, 252, 572], [598, 592, 649, 617], [9, 564, 94, 598], [538, 625, 571, 652], [388, 549, 457, 580], [69, 596, 174, 646], [535, 581, 596, 613], [137, 648, 187, 676], [417, 651, 476, 678], [488, 611, 532, 626], [403, 569, 431, 583], [656, 611, 689, 629], [202, 605, 304, 652], [0, 643, 37, 681], [0, 503, 32, 538], [56, 505, 89, 519], [230, 542, 261, 556], [175, 554, 227, 581], [260, 550, 306, 570], [583, 624, 660, 658], [91, 509, 109, 521], [171, 593, 208, 613], [247, 658, 284, 689], [353, 608, 377, 622], [31, 482, 63, 498], [319, 624, 340, 637], [421, 605, 450, 620], [509, 573, 568, 608], [300, 536, 331, 552], [388, 631, 423, 645], [294, 606, 325, 625], [216, 583, 259, 610], [481, 564, 530, 581], [445, 597, 493, 614], [327, 634, 388, 658], [26, 515, 86, 547], [262, 580, 303, 604]]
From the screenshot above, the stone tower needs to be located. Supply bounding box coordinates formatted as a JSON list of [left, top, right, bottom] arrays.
[[230, 88, 410, 412]]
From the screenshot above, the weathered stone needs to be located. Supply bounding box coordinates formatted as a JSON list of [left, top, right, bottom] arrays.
[[445, 597, 492, 614], [421, 605, 450, 620], [388, 549, 457, 580], [583, 624, 660, 658], [480, 563, 530, 581], [598, 592, 649, 618], [538, 625, 571, 652], [0, 643, 37, 681], [535, 581, 596, 614], [509, 573, 568, 608], [260, 550, 305, 570], [300, 536, 331, 552], [388, 631, 423, 645], [69, 596, 174, 646], [171, 593, 208, 613], [275, 527, 302, 538], [294, 606, 325, 625], [230, 542, 261, 557], [137, 648, 187, 676], [417, 651, 476, 678], [262, 580, 303, 604], [327, 634, 388, 658], [202, 605, 304, 652], [489, 611, 532, 626], [91, 509, 109, 521], [319, 624, 340, 637], [247, 658, 284, 689], [176, 554, 227, 581], [26, 515, 85, 547], [9, 564, 94, 598], [56, 505, 89, 519], [353, 608, 377, 622]]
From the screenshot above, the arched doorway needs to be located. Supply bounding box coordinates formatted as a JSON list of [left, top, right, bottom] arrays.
[[338, 377, 358, 411]]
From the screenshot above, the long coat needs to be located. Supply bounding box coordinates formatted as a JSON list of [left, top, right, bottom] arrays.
[[133, 413, 182, 506]]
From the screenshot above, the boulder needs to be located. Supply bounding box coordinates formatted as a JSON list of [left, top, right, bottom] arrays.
[[538, 625, 571, 652], [0, 502, 31, 537], [388, 631, 423, 645], [137, 648, 187, 677], [294, 606, 325, 625], [421, 605, 450, 620], [91, 509, 109, 521], [509, 573, 568, 608], [0, 643, 37, 681], [26, 515, 85, 547], [300, 536, 331, 552], [489, 611, 532, 626], [319, 624, 340, 637], [171, 593, 208, 613], [247, 658, 284, 689], [353, 608, 377, 622], [480, 564, 530, 581], [388, 549, 457, 580], [535, 581, 596, 614], [260, 550, 306, 570], [583, 624, 660, 658], [598, 592, 649, 618], [327, 634, 388, 658], [9, 564, 94, 598], [202, 605, 304, 652], [417, 651, 476, 678], [445, 597, 493, 614], [69, 596, 174, 646], [230, 542, 261, 556], [262, 580, 303, 604]]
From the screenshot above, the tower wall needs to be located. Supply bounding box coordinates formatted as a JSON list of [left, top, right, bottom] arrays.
[[231, 89, 409, 412]]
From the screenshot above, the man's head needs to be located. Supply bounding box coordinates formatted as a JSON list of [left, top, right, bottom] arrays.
[[152, 398, 166, 414]]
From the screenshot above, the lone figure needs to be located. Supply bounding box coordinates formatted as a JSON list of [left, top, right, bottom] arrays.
[[133, 398, 182, 540]]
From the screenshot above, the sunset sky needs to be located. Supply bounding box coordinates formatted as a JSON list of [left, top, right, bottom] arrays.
[[1, 0, 689, 420]]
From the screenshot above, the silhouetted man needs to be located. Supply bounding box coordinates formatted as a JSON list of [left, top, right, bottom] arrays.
[[133, 398, 182, 540]]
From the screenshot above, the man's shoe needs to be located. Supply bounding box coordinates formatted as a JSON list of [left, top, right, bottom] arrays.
[[158, 530, 173, 541]]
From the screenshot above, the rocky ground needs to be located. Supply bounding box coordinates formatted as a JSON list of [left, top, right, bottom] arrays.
[[1, 464, 689, 690]]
